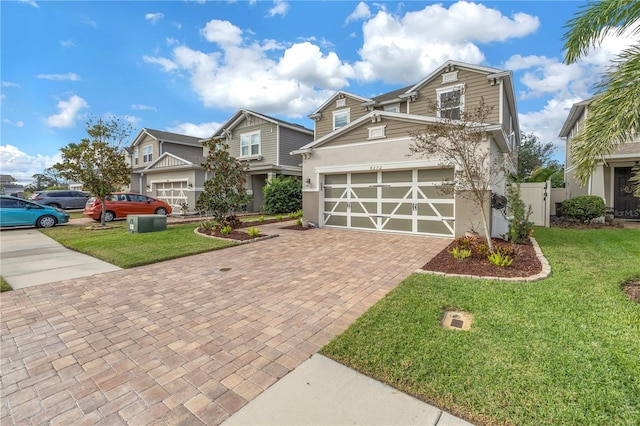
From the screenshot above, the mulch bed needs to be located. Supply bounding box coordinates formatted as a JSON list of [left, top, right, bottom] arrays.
[[280, 224, 314, 231], [423, 239, 542, 278], [196, 228, 262, 241]]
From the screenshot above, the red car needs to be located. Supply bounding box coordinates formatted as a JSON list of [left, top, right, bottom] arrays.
[[83, 192, 172, 222]]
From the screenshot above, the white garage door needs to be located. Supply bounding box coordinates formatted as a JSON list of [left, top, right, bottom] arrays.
[[323, 169, 455, 237], [155, 181, 188, 208]]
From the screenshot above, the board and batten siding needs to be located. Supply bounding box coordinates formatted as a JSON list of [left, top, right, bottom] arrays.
[[409, 68, 500, 124], [278, 127, 313, 168], [315, 95, 369, 140]]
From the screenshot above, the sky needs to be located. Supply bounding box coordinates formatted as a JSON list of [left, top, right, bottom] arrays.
[[1, 0, 637, 185]]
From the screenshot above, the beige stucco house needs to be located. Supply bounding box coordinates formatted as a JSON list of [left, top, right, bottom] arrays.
[[293, 60, 520, 238], [559, 98, 640, 219], [207, 109, 314, 212]]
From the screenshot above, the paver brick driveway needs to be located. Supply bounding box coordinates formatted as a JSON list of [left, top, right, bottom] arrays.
[[1, 224, 450, 425]]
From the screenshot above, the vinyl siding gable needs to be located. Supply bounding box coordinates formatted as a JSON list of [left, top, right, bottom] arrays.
[[315, 95, 369, 140], [227, 115, 278, 166], [409, 68, 500, 124], [278, 127, 314, 167]]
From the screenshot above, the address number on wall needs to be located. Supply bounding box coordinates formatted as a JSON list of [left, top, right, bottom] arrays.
[[369, 165, 382, 170]]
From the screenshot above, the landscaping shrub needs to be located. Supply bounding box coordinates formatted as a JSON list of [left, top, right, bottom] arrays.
[[507, 183, 534, 244], [561, 195, 605, 223], [262, 176, 302, 215]]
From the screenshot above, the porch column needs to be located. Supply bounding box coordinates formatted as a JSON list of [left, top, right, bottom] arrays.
[[267, 172, 277, 181], [591, 163, 606, 205]]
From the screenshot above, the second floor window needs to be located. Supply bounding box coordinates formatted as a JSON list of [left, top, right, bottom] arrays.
[[437, 85, 464, 120], [241, 131, 260, 156], [134, 149, 139, 165], [333, 109, 350, 130], [143, 145, 153, 163]]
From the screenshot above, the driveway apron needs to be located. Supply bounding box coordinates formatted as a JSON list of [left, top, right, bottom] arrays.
[[0, 223, 450, 425]]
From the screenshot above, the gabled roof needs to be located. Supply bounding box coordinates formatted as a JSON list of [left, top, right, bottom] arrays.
[[558, 98, 593, 137], [209, 109, 313, 140], [294, 110, 508, 153], [130, 128, 202, 148], [143, 152, 206, 171], [308, 90, 372, 118], [407, 60, 502, 93]]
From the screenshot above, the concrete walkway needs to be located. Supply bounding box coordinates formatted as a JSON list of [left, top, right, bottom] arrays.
[[0, 228, 121, 289], [0, 223, 471, 425]]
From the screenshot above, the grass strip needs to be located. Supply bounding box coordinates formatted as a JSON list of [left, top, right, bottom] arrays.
[[0, 276, 12, 292], [321, 227, 640, 425], [41, 223, 235, 268]]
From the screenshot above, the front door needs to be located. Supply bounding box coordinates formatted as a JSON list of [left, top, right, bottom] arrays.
[[614, 167, 640, 219]]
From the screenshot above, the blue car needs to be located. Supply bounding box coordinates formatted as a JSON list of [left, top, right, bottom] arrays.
[[0, 195, 70, 228]]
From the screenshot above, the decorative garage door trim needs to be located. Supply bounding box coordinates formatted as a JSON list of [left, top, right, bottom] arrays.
[[323, 168, 455, 237], [154, 181, 188, 209]]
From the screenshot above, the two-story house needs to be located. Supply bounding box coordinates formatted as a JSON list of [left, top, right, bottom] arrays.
[[559, 98, 640, 219], [293, 60, 520, 238], [125, 128, 205, 212], [207, 109, 314, 212]]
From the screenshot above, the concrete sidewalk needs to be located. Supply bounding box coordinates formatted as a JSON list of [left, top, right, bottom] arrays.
[[0, 228, 121, 289], [224, 354, 472, 425]]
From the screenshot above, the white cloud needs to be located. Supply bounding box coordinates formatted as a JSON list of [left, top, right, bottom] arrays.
[[355, 1, 540, 83], [201, 19, 243, 46], [166, 121, 221, 138], [519, 97, 582, 155], [276, 42, 355, 89], [18, 0, 38, 8], [268, 0, 289, 17], [131, 104, 157, 112], [143, 55, 179, 72], [60, 39, 76, 48], [80, 15, 98, 28], [46, 95, 89, 128], [16, 121, 24, 128], [37, 72, 81, 81], [145, 12, 165, 25], [2, 119, 25, 128], [0, 145, 60, 185], [345, 2, 371, 24], [2, 81, 21, 88]]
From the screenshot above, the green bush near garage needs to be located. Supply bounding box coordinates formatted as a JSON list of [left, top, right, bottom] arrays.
[[262, 176, 302, 215]]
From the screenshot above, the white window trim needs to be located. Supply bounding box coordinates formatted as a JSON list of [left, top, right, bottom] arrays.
[[332, 108, 350, 130], [336, 98, 346, 107], [134, 149, 139, 165], [240, 130, 261, 158], [442, 71, 458, 83], [142, 145, 153, 163], [368, 125, 386, 140], [384, 103, 400, 113], [436, 84, 465, 119]]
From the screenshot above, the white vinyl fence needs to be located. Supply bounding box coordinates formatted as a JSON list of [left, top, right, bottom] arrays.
[[518, 181, 551, 227]]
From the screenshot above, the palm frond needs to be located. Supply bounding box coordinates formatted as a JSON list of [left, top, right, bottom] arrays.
[[563, 0, 640, 64]]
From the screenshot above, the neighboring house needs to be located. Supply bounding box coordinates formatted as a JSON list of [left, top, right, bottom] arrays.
[[560, 98, 640, 219], [293, 60, 520, 238], [207, 109, 314, 212], [124, 129, 205, 213], [0, 174, 24, 196]]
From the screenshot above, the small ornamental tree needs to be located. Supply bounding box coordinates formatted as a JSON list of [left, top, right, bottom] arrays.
[[53, 117, 132, 226], [409, 97, 510, 252], [262, 176, 302, 215], [196, 137, 251, 224]]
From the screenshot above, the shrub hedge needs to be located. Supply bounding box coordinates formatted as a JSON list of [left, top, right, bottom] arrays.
[[561, 195, 605, 223]]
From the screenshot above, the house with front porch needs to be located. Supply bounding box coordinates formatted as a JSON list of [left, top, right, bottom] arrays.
[[559, 98, 640, 219], [206, 109, 314, 212], [293, 60, 520, 238], [124, 129, 205, 213]]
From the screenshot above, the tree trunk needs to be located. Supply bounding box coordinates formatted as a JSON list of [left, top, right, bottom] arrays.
[[479, 202, 494, 253]]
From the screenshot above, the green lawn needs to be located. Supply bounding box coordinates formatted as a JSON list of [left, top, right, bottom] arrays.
[[0, 276, 12, 292], [321, 227, 640, 426], [41, 223, 235, 268]]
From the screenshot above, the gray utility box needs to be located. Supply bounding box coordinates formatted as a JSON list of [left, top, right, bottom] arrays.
[[127, 214, 167, 233]]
